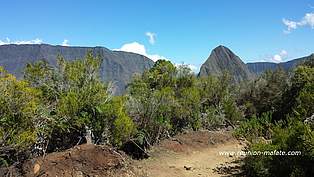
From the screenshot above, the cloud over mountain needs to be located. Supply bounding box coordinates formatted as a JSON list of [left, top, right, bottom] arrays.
[[0, 38, 43, 45], [113, 42, 166, 62], [272, 50, 288, 63], [61, 39, 69, 46]]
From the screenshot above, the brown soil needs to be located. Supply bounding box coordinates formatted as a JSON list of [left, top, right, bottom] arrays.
[[1, 130, 245, 177], [132, 130, 246, 177], [3, 144, 136, 177]]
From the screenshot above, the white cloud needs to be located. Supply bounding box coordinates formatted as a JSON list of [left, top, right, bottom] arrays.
[[61, 39, 69, 46], [113, 42, 166, 62], [283, 19, 298, 32], [271, 50, 288, 63], [280, 50, 288, 57], [146, 54, 167, 62], [283, 12, 314, 33], [272, 54, 283, 62], [114, 42, 199, 72], [115, 42, 146, 56], [145, 32, 156, 45], [303, 13, 314, 27], [0, 38, 43, 45]]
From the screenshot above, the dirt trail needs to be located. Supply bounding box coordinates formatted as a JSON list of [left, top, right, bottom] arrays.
[[133, 131, 245, 177], [1, 131, 245, 177]]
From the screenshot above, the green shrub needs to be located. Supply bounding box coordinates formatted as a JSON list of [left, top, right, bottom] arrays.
[[222, 95, 243, 125], [24, 52, 113, 149], [0, 67, 41, 167], [239, 68, 289, 118], [113, 113, 135, 147], [127, 60, 244, 144], [201, 105, 225, 130], [274, 65, 314, 120], [244, 120, 314, 177], [234, 112, 272, 141], [177, 87, 201, 130], [98, 96, 136, 146], [244, 142, 277, 177]]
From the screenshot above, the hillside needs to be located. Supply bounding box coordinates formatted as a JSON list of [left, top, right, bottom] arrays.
[[0, 44, 154, 94]]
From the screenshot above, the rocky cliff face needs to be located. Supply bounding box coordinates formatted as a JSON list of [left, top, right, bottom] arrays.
[[199, 45, 253, 82], [0, 44, 154, 94], [247, 54, 314, 75]]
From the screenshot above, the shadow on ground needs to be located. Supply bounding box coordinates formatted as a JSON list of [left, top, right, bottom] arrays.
[[213, 159, 246, 177]]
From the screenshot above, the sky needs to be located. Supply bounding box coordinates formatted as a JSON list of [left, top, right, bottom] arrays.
[[0, 0, 314, 72]]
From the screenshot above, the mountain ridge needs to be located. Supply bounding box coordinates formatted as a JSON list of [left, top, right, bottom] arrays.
[[0, 44, 154, 94], [199, 45, 313, 79], [246, 54, 314, 75], [1, 44, 313, 92]]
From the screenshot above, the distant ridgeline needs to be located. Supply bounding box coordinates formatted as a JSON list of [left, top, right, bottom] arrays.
[[0, 44, 154, 94], [198, 45, 314, 82], [246, 54, 314, 75], [0, 44, 312, 94]]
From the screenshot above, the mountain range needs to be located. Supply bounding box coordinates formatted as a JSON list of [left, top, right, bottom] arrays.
[[199, 45, 313, 82], [0, 44, 312, 94], [246, 54, 314, 75], [0, 44, 154, 94]]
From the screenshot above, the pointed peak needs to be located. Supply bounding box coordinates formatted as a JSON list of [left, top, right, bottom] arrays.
[[217, 45, 226, 48], [211, 45, 236, 58], [213, 45, 231, 51], [199, 44, 253, 82]]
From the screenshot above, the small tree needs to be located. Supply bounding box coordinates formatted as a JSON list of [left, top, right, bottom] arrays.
[[0, 67, 42, 167], [24, 52, 114, 151]]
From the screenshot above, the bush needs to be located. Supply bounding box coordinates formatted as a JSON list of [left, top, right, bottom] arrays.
[[198, 73, 242, 127], [244, 120, 314, 177], [0, 67, 41, 167], [201, 105, 225, 130], [239, 58, 314, 177], [177, 87, 201, 130], [106, 97, 136, 146], [244, 142, 277, 177], [222, 95, 243, 125], [274, 65, 314, 120], [113, 113, 135, 147], [24, 52, 114, 151], [238, 68, 289, 118], [127, 60, 244, 145], [234, 112, 272, 141]]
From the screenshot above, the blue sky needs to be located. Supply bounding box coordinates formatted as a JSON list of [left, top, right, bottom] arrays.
[[0, 0, 314, 71]]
